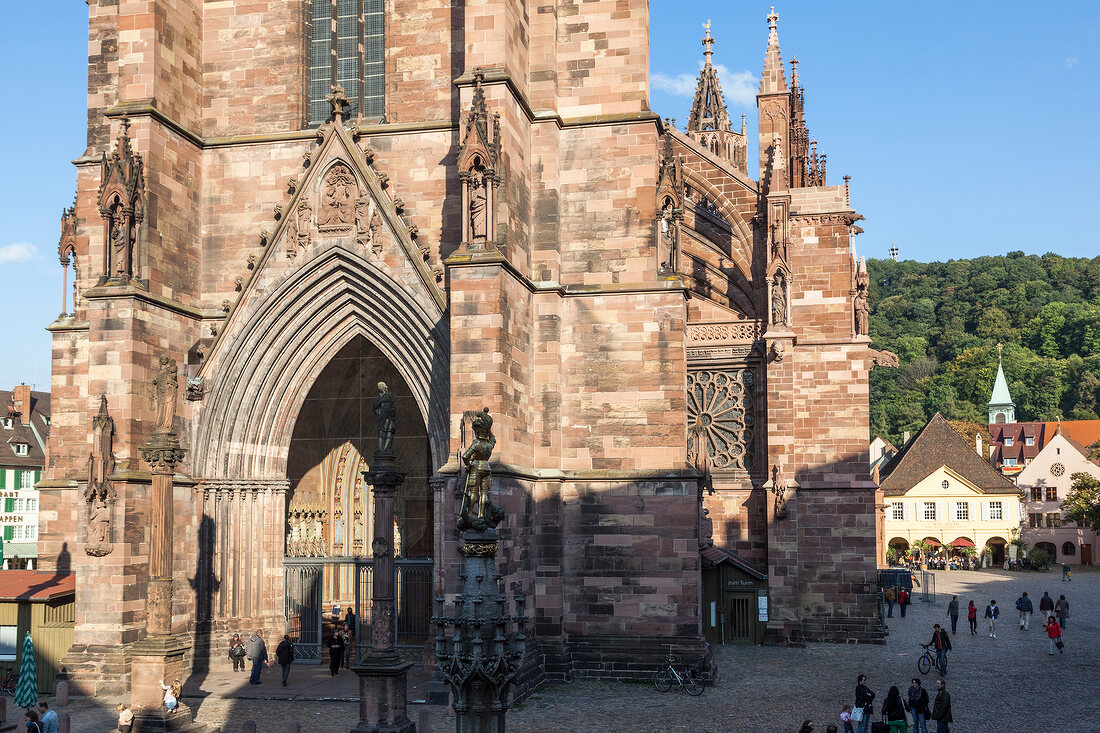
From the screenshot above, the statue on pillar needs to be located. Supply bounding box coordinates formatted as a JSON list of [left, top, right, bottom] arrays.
[[771, 271, 788, 327], [373, 382, 396, 454], [85, 395, 116, 557], [457, 408, 504, 531], [152, 355, 179, 434]]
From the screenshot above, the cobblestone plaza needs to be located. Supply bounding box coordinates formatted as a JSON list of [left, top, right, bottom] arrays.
[[57, 568, 1097, 732]]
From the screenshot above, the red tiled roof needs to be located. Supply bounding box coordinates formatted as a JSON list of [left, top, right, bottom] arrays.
[[1044, 421, 1100, 451], [0, 571, 74, 602]]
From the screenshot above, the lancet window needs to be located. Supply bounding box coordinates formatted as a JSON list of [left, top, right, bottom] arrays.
[[307, 0, 385, 125]]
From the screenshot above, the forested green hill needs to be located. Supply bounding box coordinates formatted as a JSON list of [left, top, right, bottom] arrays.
[[867, 252, 1100, 444]]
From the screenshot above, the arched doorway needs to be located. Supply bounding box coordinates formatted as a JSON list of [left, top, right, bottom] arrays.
[[283, 336, 434, 661], [1033, 541, 1056, 558], [986, 537, 1008, 566], [887, 538, 909, 565]]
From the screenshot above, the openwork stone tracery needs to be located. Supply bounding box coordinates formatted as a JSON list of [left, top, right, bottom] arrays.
[[686, 369, 755, 471]]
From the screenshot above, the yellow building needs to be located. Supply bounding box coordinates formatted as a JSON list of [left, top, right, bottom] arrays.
[[0, 571, 75, 694], [880, 414, 1022, 566]]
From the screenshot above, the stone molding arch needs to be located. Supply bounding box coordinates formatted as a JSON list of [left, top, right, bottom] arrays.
[[192, 244, 449, 481], [682, 169, 755, 273]]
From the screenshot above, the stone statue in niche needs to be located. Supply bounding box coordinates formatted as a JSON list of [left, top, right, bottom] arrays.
[[355, 194, 370, 248], [88, 500, 111, 545], [373, 382, 396, 454], [297, 199, 312, 251], [319, 164, 356, 230], [659, 197, 676, 270], [369, 211, 383, 255], [468, 158, 488, 241], [85, 395, 117, 556], [771, 271, 788, 327], [457, 408, 504, 530], [854, 286, 870, 336], [152, 355, 178, 433]]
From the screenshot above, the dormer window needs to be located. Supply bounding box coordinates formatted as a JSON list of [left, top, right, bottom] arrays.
[[1004, 437, 1013, 447], [12, 443, 28, 456], [1025, 436, 1034, 446], [1, 418, 11, 429]]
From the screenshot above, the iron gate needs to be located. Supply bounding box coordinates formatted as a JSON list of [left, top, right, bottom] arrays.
[[284, 557, 433, 665]]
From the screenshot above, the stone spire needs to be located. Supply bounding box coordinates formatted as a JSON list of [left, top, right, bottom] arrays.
[[686, 19, 732, 135], [760, 6, 788, 94], [988, 346, 1016, 424]]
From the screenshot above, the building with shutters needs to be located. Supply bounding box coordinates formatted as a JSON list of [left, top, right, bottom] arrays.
[[0, 387, 48, 569], [881, 414, 1023, 566]]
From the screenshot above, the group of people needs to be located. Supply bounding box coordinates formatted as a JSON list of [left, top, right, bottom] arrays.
[[228, 630, 297, 686], [20, 702, 59, 733], [943, 590, 1070, 654], [844, 675, 953, 733]]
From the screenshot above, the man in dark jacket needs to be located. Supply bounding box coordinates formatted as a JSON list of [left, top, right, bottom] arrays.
[[983, 600, 999, 638], [246, 630, 268, 685], [854, 674, 875, 733], [1016, 592, 1034, 630], [927, 624, 951, 674], [906, 678, 930, 733], [328, 629, 346, 676], [931, 679, 952, 733], [944, 595, 959, 634], [275, 635, 295, 687]]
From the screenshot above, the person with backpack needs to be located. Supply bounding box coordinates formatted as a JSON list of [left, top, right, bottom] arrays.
[[1044, 615, 1063, 655], [931, 679, 952, 733], [276, 634, 295, 686], [905, 678, 930, 733], [228, 633, 247, 672], [246, 630, 269, 685], [927, 624, 951, 674], [1055, 595, 1069, 628], [882, 686, 908, 733], [983, 600, 999, 638], [898, 587, 910, 618], [1015, 592, 1033, 630]]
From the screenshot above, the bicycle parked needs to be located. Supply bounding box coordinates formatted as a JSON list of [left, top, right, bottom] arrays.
[[653, 655, 706, 696], [0, 669, 18, 696], [917, 644, 946, 675]]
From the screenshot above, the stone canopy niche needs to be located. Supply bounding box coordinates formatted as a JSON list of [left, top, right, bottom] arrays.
[[96, 119, 145, 284], [285, 336, 433, 561]]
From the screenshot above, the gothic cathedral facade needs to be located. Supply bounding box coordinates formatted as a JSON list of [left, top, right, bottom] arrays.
[[42, 2, 882, 693]]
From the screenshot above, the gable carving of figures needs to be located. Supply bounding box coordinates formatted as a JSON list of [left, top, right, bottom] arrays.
[[319, 163, 357, 231]]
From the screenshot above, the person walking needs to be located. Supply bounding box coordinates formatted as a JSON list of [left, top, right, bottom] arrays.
[[927, 623, 951, 674], [945, 596, 959, 634], [854, 674, 875, 733], [276, 634, 295, 686], [1039, 591, 1054, 618], [1055, 594, 1069, 628], [1015, 592, 1033, 630], [898, 587, 910, 618], [328, 628, 346, 676], [966, 601, 977, 635], [1044, 615, 1063, 655], [984, 599, 999, 638], [905, 678, 930, 733], [246, 630, 269, 685], [884, 586, 896, 618], [229, 633, 246, 672], [930, 679, 952, 733], [23, 710, 43, 733], [36, 703, 58, 733], [1062, 562, 1072, 582]]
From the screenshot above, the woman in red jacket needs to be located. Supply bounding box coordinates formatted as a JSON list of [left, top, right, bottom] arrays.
[[1045, 615, 1062, 655], [967, 601, 977, 635]]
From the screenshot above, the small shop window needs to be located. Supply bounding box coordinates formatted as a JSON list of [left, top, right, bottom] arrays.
[[0, 627, 15, 662]]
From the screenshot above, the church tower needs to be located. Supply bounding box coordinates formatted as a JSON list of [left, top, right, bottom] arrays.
[[685, 21, 748, 172], [989, 352, 1016, 424]]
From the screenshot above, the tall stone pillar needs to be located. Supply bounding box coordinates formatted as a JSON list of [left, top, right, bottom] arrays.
[[351, 383, 415, 733], [129, 356, 211, 732]]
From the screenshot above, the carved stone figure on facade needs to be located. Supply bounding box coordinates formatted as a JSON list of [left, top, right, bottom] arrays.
[[854, 286, 869, 336], [85, 395, 116, 557], [98, 118, 145, 282], [355, 194, 370, 247], [373, 382, 396, 454], [109, 207, 128, 277], [457, 408, 504, 530], [319, 164, 356, 229], [772, 463, 790, 520], [659, 198, 676, 271], [88, 500, 111, 545], [152, 355, 179, 433], [296, 198, 312, 251], [469, 161, 488, 241], [771, 271, 788, 327]]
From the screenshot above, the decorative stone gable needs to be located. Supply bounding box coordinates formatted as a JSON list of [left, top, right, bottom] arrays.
[[457, 69, 502, 248], [96, 118, 145, 284]]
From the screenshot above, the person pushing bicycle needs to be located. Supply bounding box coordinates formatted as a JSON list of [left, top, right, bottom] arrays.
[[926, 623, 951, 674]]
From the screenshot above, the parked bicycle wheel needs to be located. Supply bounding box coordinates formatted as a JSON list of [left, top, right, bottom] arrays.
[[1, 676, 15, 696], [917, 653, 932, 675], [684, 672, 705, 696], [653, 668, 673, 692]]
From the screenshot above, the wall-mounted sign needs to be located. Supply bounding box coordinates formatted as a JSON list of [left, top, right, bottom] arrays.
[[757, 594, 768, 622]]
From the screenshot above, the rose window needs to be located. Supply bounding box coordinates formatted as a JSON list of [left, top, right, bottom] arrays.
[[687, 370, 754, 471], [1050, 462, 1065, 477]]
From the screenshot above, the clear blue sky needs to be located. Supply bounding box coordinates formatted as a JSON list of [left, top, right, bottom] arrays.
[[0, 2, 1097, 389]]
